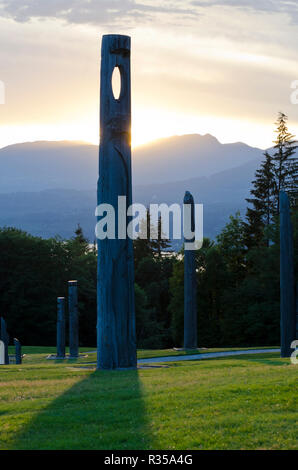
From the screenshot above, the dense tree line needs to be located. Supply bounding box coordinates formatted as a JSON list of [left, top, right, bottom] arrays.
[[0, 113, 297, 348], [0, 225, 97, 346]]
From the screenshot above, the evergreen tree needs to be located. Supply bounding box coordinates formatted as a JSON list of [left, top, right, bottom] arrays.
[[74, 224, 87, 244], [133, 209, 154, 269], [245, 151, 276, 248], [69, 224, 90, 256], [150, 215, 172, 257], [272, 112, 297, 210], [134, 210, 172, 265], [216, 212, 246, 283]]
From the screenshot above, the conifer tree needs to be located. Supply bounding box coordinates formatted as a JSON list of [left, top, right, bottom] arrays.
[[71, 223, 90, 256], [245, 151, 276, 248], [133, 208, 154, 268], [272, 112, 297, 210], [134, 210, 171, 264], [245, 113, 297, 248], [150, 214, 172, 257]]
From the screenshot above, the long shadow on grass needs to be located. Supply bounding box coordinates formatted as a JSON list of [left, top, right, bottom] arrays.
[[11, 369, 153, 450]]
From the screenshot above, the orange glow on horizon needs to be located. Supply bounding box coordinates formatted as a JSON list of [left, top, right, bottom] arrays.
[[0, 108, 294, 151]]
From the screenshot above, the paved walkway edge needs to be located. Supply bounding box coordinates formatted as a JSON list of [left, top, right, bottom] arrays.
[[137, 348, 280, 364]]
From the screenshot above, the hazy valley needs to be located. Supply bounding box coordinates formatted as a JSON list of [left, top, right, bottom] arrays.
[[0, 134, 264, 241]]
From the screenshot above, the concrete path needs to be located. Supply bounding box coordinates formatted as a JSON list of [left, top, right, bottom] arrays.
[[137, 348, 280, 364]]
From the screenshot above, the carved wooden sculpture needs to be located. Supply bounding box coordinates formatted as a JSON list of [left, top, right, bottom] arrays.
[[0, 317, 9, 364], [68, 281, 79, 358], [97, 35, 136, 369], [14, 338, 22, 364], [0, 341, 4, 365], [57, 297, 65, 358], [184, 191, 197, 349], [280, 191, 296, 357]]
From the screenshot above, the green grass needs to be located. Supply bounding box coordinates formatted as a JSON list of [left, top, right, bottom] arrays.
[[0, 348, 296, 450]]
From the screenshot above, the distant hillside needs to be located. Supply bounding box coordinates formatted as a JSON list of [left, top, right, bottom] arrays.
[[0, 134, 263, 192], [0, 189, 96, 240], [0, 141, 97, 193], [0, 134, 265, 242], [0, 157, 261, 241], [134, 156, 261, 205], [133, 134, 262, 184]]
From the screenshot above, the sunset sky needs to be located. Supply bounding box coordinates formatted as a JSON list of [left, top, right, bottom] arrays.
[[0, 0, 298, 149]]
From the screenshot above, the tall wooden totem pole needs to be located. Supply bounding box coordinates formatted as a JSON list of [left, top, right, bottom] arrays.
[[280, 191, 296, 357], [97, 35, 136, 369], [184, 191, 197, 349]]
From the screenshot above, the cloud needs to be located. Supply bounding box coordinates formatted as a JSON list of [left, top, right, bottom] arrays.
[[1, 0, 298, 150], [1, 0, 297, 36], [192, 0, 298, 23], [0, 0, 196, 27]]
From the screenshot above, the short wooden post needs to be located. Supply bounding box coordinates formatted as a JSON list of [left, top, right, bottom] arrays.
[[57, 297, 66, 358], [68, 281, 79, 358]]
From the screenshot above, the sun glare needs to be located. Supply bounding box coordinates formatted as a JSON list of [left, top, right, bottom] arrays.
[[0, 108, 288, 151], [131, 108, 276, 149]]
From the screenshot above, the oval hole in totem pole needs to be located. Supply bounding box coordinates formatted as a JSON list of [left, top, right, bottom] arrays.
[[112, 66, 121, 100]]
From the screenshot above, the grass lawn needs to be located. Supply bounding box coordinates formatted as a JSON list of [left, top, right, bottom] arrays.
[[0, 348, 296, 450]]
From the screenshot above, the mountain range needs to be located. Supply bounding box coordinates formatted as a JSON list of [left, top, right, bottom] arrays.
[[0, 134, 265, 242]]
